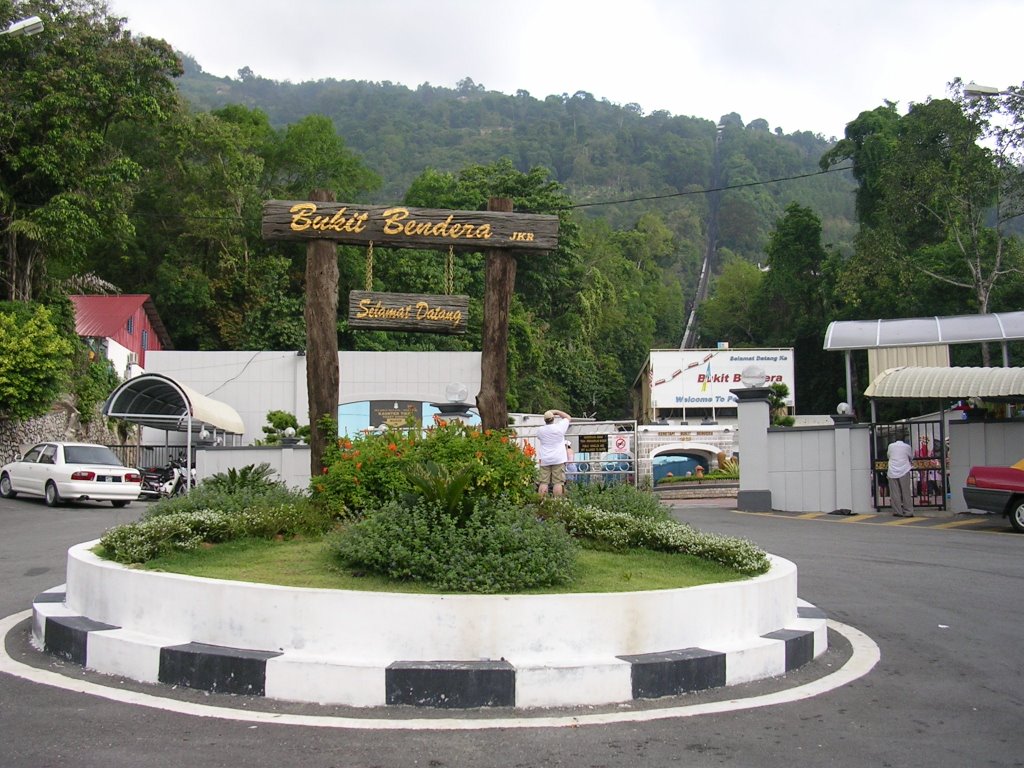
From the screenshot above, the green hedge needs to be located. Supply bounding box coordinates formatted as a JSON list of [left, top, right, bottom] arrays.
[[332, 498, 577, 593], [99, 483, 332, 564], [554, 502, 770, 576]]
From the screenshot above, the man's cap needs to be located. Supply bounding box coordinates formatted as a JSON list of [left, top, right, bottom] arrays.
[[543, 410, 555, 420]]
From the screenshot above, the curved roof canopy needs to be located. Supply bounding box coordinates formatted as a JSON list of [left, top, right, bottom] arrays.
[[103, 373, 245, 434], [864, 366, 1024, 401], [824, 311, 1024, 351]]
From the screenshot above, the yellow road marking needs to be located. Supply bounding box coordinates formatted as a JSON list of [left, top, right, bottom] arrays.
[[885, 516, 923, 525], [933, 518, 992, 529], [796, 512, 825, 519]]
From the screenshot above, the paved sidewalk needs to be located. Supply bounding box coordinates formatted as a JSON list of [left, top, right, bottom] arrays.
[[668, 496, 1015, 534]]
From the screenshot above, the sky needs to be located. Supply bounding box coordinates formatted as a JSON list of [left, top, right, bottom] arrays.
[[105, 0, 1023, 140]]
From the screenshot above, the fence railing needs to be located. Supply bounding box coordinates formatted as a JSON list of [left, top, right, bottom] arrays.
[[107, 444, 195, 471], [869, 421, 949, 511]]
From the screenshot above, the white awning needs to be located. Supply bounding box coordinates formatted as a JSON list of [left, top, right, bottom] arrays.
[[103, 373, 245, 434], [824, 311, 1024, 351], [864, 366, 1024, 401]]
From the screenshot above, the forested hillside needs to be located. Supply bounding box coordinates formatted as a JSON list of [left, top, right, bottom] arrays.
[[5, 3, 1020, 425], [177, 57, 857, 257]]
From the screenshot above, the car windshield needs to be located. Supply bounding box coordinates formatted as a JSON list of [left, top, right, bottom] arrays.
[[63, 445, 123, 466]]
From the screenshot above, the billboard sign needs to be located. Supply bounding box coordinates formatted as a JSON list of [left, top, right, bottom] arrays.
[[649, 349, 795, 409]]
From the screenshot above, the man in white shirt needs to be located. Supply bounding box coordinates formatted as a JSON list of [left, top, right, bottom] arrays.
[[536, 409, 571, 497], [886, 432, 915, 517]]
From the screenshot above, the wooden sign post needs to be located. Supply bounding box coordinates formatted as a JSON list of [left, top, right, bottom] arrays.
[[303, 189, 341, 477], [262, 198, 559, 441]]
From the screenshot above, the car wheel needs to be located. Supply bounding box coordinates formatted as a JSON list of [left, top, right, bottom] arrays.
[[1009, 499, 1024, 533], [44, 481, 63, 507], [111, 500, 130, 508], [0, 473, 16, 499]]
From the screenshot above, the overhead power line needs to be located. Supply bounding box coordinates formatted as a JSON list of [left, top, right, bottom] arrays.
[[5, 166, 854, 224], [565, 165, 853, 211]]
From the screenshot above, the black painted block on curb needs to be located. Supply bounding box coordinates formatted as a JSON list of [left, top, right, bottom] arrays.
[[798, 604, 828, 620], [159, 642, 282, 696], [618, 647, 726, 699], [44, 615, 118, 666], [33, 591, 67, 603], [764, 628, 814, 671], [386, 660, 515, 708]]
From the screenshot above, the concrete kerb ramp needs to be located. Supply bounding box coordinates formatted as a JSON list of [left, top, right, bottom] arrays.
[[31, 541, 828, 709]]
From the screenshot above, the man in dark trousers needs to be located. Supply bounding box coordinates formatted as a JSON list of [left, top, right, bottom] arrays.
[[887, 431, 915, 517]]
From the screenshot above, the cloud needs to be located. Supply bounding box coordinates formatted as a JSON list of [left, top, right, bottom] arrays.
[[109, 0, 1024, 140]]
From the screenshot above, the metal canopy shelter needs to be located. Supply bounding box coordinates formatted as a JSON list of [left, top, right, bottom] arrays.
[[103, 374, 245, 484], [824, 311, 1024, 350], [104, 373, 244, 434], [864, 366, 1024, 402], [824, 312, 1024, 413]]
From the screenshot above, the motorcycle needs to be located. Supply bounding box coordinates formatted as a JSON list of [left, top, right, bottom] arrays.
[[139, 455, 196, 500]]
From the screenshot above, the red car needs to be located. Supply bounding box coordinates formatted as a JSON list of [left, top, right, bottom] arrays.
[[963, 459, 1024, 532]]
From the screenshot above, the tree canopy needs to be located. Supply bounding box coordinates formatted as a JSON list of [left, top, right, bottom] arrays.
[[4, 1, 1022, 424]]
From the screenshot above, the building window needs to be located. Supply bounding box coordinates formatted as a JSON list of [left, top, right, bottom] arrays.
[[141, 329, 149, 350], [126, 316, 134, 334]]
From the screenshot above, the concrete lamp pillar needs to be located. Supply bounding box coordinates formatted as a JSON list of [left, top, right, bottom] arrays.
[[731, 387, 772, 512], [830, 413, 856, 513]]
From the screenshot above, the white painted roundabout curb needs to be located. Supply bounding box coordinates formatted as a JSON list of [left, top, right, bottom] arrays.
[[29, 541, 830, 709]]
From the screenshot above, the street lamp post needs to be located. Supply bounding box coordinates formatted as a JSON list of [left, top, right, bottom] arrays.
[[0, 15, 44, 37], [962, 81, 1002, 99]]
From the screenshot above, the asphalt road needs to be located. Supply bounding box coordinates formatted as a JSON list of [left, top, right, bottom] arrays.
[[1, 495, 1022, 768]]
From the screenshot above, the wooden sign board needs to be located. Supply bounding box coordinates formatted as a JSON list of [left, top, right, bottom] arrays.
[[263, 201, 559, 252], [348, 291, 468, 334], [578, 434, 609, 454]]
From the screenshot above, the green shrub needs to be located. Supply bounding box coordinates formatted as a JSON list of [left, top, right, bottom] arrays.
[[260, 410, 311, 445], [314, 421, 537, 517], [404, 460, 476, 524], [98, 484, 334, 564], [99, 510, 237, 564], [332, 498, 577, 593], [567, 482, 671, 521], [202, 463, 281, 494], [555, 504, 770, 576], [143, 484, 309, 520], [657, 470, 739, 485]]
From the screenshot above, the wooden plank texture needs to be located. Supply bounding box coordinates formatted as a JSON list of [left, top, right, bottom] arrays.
[[263, 201, 559, 252], [348, 291, 469, 334]]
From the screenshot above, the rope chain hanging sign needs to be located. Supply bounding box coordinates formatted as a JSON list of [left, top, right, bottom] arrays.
[[347, 242, 470, 335], [263, 197, 559, 429], [446, 245, 455, 295], [264, 200, 556, 335]]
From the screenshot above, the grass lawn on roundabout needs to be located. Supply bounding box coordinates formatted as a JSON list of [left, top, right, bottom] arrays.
[[137, 535, 750, 594]]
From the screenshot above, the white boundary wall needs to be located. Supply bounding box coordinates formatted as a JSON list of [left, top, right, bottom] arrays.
[[761, 418, 1022, 514], [143, 350, 482, 447], [766, 424, 874, 513], [947, 420, 1024, 513]]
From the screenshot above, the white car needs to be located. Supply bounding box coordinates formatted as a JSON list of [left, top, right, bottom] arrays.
[[0, 442, 142, 507]]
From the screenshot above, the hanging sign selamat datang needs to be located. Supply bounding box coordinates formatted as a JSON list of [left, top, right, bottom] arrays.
[[262, 201, 559, 252], [348, 291, 469, 334]]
